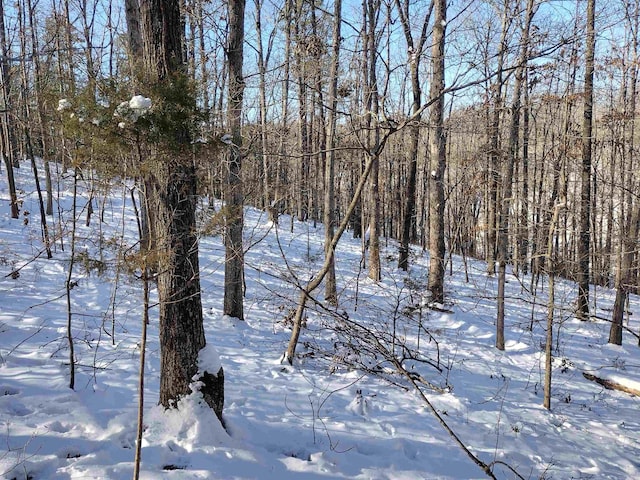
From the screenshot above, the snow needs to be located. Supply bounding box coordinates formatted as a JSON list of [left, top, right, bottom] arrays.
[[129, 95, 152, 112], [114, 95, 151, 124], [197, 343, 222, 375], [56, 99, 71, 111], [1, 159, 640, 479]]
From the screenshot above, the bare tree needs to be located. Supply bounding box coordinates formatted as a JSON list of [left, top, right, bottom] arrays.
[[0, 0, 19, 219], [323, 0, 342, 305], [577, 0, 595, 321], [223, 0, 245, 321], [365, 0, 382, 283], [496, 0, 537, 350], [396, 0, 432, 272], [610, 0, 639, 345], [427, 0, 447, 304]]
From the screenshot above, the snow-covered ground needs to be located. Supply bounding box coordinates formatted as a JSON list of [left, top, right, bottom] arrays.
[[1, 162, 639, 479]]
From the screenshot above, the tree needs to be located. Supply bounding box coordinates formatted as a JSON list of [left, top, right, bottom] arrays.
[[138, 0, 222, 417], [427, 0, 446, 304], [486, 0, 512, 277], [323, 0, 342, 305], [0, 0, 19, 219], [496, 0, 537, 351], [610, 0, 639, 345], [396, 0, 432, 272], [577, 0, 595, 321], [365, 0, 382, 282], [223, 0, 245, 321]]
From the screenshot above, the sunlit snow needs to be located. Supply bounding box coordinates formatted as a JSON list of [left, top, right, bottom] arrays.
[[1, 159, 639, 479]]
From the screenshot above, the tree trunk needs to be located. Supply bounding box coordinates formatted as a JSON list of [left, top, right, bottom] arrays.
[[486, 2, 510, 276], [366, 0, 381, 283], [544, 202, 564, 410], [428, 0, 447, 304], [0, 0, 19, 219], [577, 0, 595, 321], [223, 0, 246, 322], [323, 0, 342, 305], [496, 0, 536, 350], [396, 0, 431, 271], [611, 5, 639, 344], [139, 0, 221, 419]]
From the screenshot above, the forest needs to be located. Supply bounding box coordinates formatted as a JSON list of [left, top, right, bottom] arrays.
[[1, 0, 640, 478]]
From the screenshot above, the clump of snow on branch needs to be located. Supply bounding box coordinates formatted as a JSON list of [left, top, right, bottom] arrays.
[[114, 95, 152, 125], [129, 95, 152, 113], [57, 98, 72, 111]]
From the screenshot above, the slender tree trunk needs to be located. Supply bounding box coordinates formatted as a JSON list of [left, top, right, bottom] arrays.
[[496, 0, 536, 350], [366, 0, 381, 282], [276, 0, 293, 222], [285, 134, 393, 364], [577, 0, 595, 320], [611, 13, 639, 344], [133, 265, 150, 480], [544, 202, 563, 410], [486, 2, 510, 276], [25, 0, 53, 216], [396, 0, 431, 271], [223, 0, 245, 321], [254, 0, 276, 219], [66, 170, 78, 390], [518, 68, 531, 275], [427, 0, 447, 304], [26, 131, 52, 258], [293, 0, 309, 222], [0, 0, 18, 219], [323, 0, 342, 304]]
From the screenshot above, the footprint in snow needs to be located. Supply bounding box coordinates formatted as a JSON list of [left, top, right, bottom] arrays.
[[2, 387, 20, 396]]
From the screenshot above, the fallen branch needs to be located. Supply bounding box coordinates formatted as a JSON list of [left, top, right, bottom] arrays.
[[395, 359, 524, 480], [582, 372, 640, 396]]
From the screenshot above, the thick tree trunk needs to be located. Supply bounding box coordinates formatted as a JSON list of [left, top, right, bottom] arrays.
[[139, 0, 221, 419]]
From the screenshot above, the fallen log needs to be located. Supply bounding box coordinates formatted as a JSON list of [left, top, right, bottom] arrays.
[[582, 372, 640, 396]]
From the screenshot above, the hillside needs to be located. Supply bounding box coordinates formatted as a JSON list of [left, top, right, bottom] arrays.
[[1, 162, 639, 479]]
